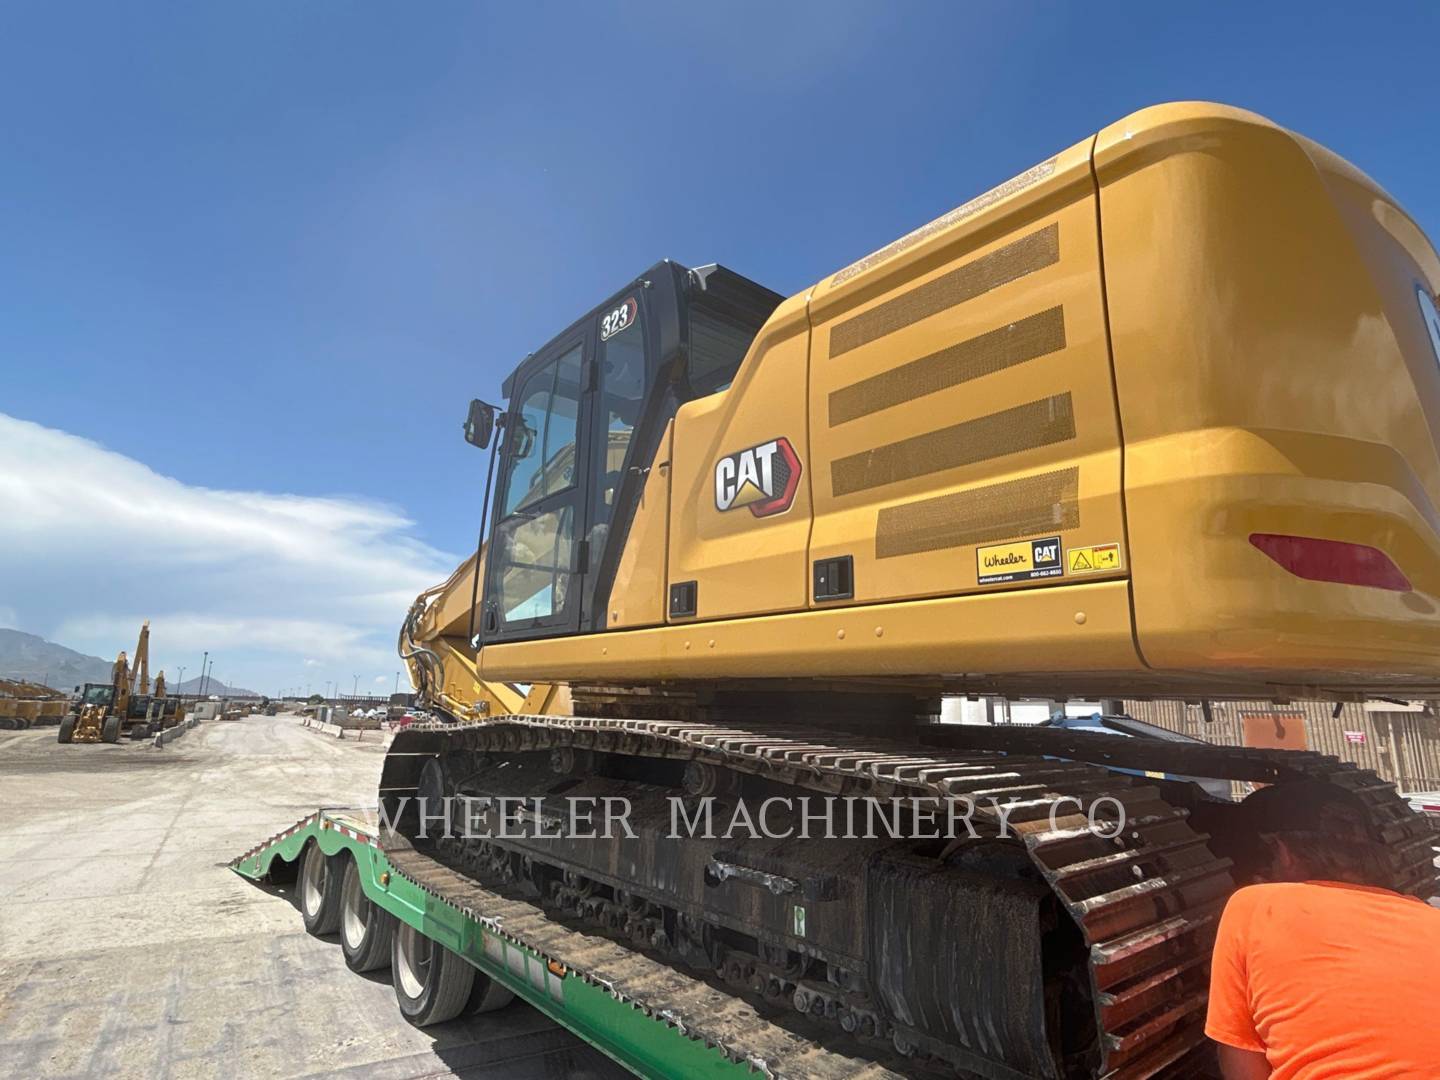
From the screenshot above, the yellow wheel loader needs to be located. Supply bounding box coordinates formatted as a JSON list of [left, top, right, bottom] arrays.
[[385, 103, 1440, 1078], [57, 620, 176, 743]]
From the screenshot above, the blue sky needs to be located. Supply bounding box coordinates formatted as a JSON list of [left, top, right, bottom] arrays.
[[3, 3, 1439, 692]]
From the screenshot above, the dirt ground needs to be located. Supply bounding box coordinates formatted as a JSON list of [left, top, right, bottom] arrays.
[[0, 714, 627, 1079]]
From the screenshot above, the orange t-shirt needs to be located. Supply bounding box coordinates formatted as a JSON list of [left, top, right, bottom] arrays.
[[1206, 880, 1440, 1079]]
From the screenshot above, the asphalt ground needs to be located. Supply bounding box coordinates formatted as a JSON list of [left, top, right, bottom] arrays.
[[0, 713, 629, 1080]]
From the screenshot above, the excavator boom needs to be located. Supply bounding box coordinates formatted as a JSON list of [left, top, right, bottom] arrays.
[[400, 551, 567, 721], [130, 619, 150, 696]]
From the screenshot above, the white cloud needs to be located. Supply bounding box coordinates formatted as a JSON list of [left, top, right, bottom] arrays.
[[373, 675, 387, 684], [0, 413, 456, 692]]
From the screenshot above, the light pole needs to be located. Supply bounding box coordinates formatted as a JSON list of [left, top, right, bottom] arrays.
[[394, 671, 400, 695], [198, 652, 209, 699]]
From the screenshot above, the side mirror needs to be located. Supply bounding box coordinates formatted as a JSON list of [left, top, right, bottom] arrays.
[[463, 399, 496, 449]]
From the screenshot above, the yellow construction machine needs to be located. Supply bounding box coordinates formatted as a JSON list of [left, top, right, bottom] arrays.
[[0, 679, 68, 729], [386, 103, 1440, 1078], [60, 650, 132, 744], [58, 620, 181, 743]]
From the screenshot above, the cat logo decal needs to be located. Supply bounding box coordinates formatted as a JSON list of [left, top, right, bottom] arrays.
[[714, 437, 802, 517]]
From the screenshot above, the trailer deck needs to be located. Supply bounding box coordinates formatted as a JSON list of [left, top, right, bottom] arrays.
[[232, 809, 907, 1080]]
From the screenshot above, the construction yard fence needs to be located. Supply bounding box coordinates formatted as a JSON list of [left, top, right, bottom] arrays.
[[1124, 699, 1440, 794]]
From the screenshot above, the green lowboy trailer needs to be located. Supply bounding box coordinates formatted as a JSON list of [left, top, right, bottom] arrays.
[[231, 809, 902, 1080]]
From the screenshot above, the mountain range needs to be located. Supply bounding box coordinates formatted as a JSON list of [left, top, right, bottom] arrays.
[[173, 674, 261, 698], [0, 628, 259, 697]]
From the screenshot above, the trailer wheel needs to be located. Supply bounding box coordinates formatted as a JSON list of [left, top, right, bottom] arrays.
[[299, 843, 343, 936], [391, 921, 476, 1026], [58, 716, 76, 743], [101, 715, 121, 743], [339, 857, 394, 972], [465, 969, 515, 1015]]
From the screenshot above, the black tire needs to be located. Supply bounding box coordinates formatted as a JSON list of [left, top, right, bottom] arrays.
[[339, 857, 394, 973], [391, 920, 476, 1026], [465, 968, 515, 1015], [129, 723, 152, 740], [299, 842, 343, 936], [101, 715, 121, 743], [57, 716, 76, 743]]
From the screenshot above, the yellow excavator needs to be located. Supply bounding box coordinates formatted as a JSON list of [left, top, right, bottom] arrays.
[[58, 620, 181, 743], [388, 103, 1440, 1078]]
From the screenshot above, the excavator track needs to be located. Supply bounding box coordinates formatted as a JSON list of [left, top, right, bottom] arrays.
[[381, 831, 916, 1080], [380, 715, 1435, 1080]]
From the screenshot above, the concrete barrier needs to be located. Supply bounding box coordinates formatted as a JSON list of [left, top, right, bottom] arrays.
[[153, 715, 200, 749], [298, 715, 391, 745]]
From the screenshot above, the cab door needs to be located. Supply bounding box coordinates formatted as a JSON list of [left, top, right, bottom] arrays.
[[482, 331, 594, 642]]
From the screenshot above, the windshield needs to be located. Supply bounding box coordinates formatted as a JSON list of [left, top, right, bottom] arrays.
[[82, 685, 114, 705]]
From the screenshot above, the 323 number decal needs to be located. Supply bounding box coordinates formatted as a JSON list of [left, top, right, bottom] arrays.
[[601, 297, 638, 341]]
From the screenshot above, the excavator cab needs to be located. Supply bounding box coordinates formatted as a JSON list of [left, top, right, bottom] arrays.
[[475, 261, 781, 645]]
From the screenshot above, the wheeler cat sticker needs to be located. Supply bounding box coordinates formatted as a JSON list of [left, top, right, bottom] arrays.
[[976, 535, 1063, 584], [714, 437, 802, 517]]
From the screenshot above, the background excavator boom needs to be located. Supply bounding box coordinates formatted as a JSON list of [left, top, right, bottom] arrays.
[[130, 619, 149, 696]]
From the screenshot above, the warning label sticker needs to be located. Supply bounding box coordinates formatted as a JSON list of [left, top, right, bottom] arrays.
[[977, 535, 1063, 585], [1066, 542, 1122, 574]]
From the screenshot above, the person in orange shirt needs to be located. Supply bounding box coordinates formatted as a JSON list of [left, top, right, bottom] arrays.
[[1206, 780, 1440, 1079]]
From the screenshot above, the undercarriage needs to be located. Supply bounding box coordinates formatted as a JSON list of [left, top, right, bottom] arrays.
[[378, 694, 1436, 1079]]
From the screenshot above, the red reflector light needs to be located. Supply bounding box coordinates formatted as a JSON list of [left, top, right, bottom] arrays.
[[1249, 533, 1412, 592]]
